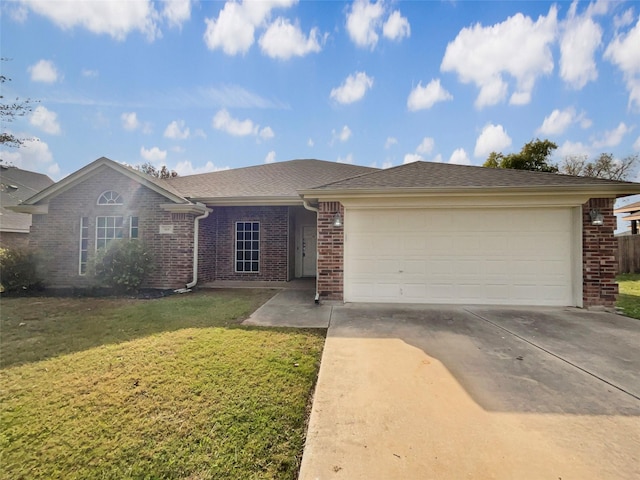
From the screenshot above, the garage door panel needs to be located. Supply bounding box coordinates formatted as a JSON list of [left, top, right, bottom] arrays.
[[346, 207, 575, 306]]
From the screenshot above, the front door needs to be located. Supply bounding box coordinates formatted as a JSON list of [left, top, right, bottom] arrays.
[[302, 225, 317, 277]]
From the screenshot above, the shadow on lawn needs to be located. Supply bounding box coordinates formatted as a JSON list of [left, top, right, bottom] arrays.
[[0, 289, 321, 369]]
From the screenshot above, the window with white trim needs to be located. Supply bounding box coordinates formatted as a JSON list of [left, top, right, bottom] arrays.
[[79, 217, 89, 275], [96, 216, 123, 250], [97, 191, 123, 205], [235, 222, 259, 272], [130, 216, 139, 239]]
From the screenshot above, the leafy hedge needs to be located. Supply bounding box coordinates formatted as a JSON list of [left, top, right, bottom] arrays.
[[0, 246, 42, 293], [92, 240, 153, 293]]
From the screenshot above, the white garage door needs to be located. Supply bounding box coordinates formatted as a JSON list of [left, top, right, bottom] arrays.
[[345, 207, 576, 306]]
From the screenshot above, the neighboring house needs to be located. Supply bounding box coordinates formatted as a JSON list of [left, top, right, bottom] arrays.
[[0, 165, 54, 248], [9, 157, 640, 308], [614, 201, 640, 235]]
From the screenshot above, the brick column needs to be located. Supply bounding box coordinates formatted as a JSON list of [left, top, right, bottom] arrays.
[[317, 201, 344, 301], [583, 198, 618, 308]]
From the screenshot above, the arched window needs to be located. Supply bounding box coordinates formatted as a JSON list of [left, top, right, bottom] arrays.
[[97, 191, 123, 205]]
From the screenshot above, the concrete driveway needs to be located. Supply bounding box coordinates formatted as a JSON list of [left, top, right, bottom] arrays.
[[299, 304, 640, 480]]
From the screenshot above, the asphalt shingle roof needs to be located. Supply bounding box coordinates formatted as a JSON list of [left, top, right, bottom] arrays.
[[307, 161, 640, 191], [167, 159, 378, 199], [1, 166, 54, 232]]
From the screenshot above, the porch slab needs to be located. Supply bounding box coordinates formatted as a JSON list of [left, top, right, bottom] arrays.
[[201, 278, 316, 291], [242, 289, 331, 328]]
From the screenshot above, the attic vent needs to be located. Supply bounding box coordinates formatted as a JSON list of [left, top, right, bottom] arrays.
[[97, 191, 123, 205]]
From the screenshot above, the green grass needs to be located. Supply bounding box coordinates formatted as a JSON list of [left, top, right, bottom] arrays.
[[617, 274, 640, 320], [0, 290, 326, 479]]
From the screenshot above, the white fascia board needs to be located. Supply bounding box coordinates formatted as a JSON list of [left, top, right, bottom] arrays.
[[160, 203, 211, 214], [5, 204, 49, 214], [190, 197, 304, 207]]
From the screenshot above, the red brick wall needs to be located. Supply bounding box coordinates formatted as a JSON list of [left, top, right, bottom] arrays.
[[583, 198, 618, 308], [317, 201, 344, 300], [0, 231, 29, 249], [201, 206, 289, 282], [29, 166, 194, 289]]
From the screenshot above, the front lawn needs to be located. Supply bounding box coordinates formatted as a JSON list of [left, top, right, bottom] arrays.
[[617, 274, 640, 320], [0, 289, 325, 479]]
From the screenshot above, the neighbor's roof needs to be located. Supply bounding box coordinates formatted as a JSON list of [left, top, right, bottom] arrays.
[[301, 161, 640, 196], [614, 201, 640, 214], [1, 166, 54, 232], [167, 159, 378, 203]]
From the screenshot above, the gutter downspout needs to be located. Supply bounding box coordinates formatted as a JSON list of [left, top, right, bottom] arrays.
[[186, 204, 212, 289], [302, 200, 320, 304]]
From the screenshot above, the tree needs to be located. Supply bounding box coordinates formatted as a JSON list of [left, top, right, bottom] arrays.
[[560, 153, 638, 181], [483, 139, 559, 173], [1, 58, 38, 149], [134, 162, 178, 179]]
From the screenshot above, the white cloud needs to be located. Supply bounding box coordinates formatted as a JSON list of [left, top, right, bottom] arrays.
[[385, 136, 398, 149], [259, 17, 323, 60], [560, 4, 602, 89], [332, 125, 352, 144], [28, 59, 60, 83], [264, 150, 276, 163], [346, 0, 384, 49], [474, 124, 512, 158], [633, 135, 640, 151], [21, 0, 161, 41], [441, 6, 557, 108], [407, 79, 453, 111], [203, 0, 296, 55], [416, 137, 434, 155], [259, 126, 275, 140], [29, 106, 61, 135], [307, 138, 314, 147], [557, 140, 592, 159], [173, 160, 228, 176], [449, 148, 471, 165], [614, 8, 635, 30], [383, 10, 410, 41], [605, 18, 640, 110], [337, 153, 354, 164], [140, 146, 167, 162], [330, 71, 374, 104], [164, 120, 190, 140], [403, 153, 422, 164], [537, 107, 576, 135], [592, 122, 632, 148], [162, 0, 192, 28], [1, 136, 61, 178], [212, 109, 257, 136], [81, 68, 98, 78], [121, 112, 140, 131]]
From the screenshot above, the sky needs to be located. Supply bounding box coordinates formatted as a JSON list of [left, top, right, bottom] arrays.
[[1, 0, 640, 198]]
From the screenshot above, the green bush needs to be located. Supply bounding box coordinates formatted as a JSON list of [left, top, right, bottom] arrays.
[[92, 240, 153, 293], [0, 246, 43, 293]]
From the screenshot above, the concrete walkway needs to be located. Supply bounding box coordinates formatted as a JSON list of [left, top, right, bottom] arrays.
[[242, 288, 332, 328], [299, 304, 640, 480]]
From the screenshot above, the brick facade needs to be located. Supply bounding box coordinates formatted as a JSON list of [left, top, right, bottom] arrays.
[[29, 166, 195, 289], [0, 231, 29, 249], [582, 198, 618, 308], [317, 201, 344, 300], [198, 206, 289, 282]]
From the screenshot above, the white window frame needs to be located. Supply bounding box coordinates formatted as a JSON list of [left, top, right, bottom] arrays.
[[235, 221, 260, 273], [79, 216, 89, 275], [96, 216, 124, 250], [97, 191, 123, 205], [130, 216, 139, 239]]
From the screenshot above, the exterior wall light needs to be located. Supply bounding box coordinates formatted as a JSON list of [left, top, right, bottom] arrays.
[[333, 212, 343, 227], [590, 209, 604, 226]]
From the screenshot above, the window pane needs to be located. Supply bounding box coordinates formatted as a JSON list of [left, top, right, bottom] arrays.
[[237, 222, 244, 231], [237, 252, 243, 261], [251, 262, 259, 272]]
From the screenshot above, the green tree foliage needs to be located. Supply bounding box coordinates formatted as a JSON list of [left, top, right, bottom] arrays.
[[483, 139, 559, 173], [0, 247, 42, 293], [560, 153, 638, 180], [134, 162, 178, 179], [1, 58, 38, 149], [92, 240, 153, 293]]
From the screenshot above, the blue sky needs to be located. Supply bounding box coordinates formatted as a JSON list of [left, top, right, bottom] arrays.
[[1, 0, 639, 191]]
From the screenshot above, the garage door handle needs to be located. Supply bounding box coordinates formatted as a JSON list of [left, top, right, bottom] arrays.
[[398, 270, 403, 273]]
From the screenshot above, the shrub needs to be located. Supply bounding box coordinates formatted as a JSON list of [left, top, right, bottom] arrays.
[[0, 246, 42, 293], [91, 240, 153, 293]]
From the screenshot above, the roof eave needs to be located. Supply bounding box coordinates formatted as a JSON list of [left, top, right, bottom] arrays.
[[191, 196, 304, 207]]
